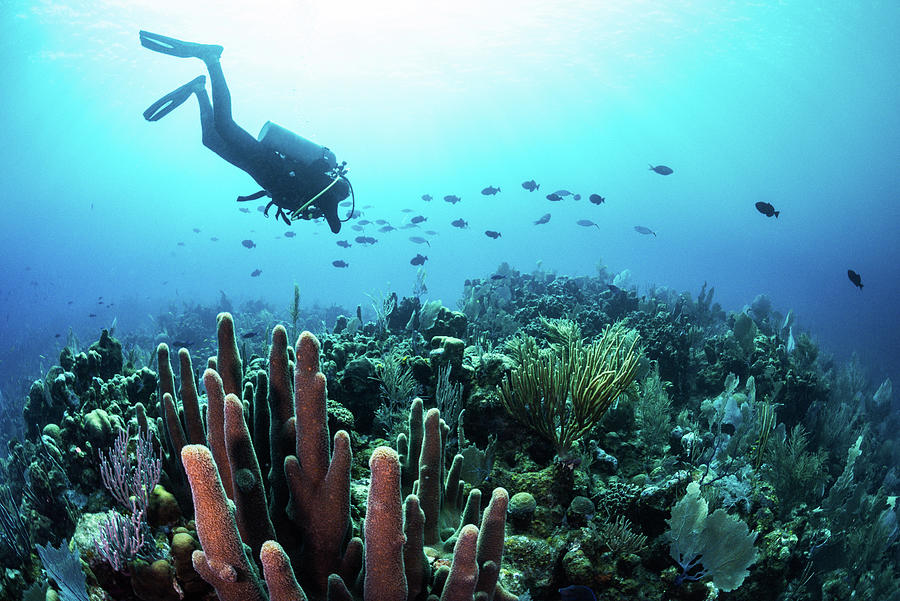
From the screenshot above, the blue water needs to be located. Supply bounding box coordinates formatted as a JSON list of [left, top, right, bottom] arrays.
[[1, 1, 898, 393]]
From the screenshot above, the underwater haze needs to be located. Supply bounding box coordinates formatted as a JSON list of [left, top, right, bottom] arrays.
[[2, 4, 899, 395]]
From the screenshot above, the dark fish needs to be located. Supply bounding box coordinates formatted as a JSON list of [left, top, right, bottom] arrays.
[[485, 230, 501, 239], [649, 164, 673, 175], [375, 219, 389, 225], [251, 269, 262, 277], [573, 194, 581, 200], [589, 194, 605, 205], [634, 226, 656, 237], [89, 313, 97, 318], [424, 230, 438, 236], [379, 225, 396, 233], [210, 236, 219, 242], [241, 239, 256, 249], [257, 205, 265, 212], [340, 200, 353, 207], [55, 333, 61, 338], [559, 585, 597, 601], [410, 253, 428, 266], [847, 269, 863, 289], [348, 209, 362, 219], [522, 179, 539, 192], [553, 189, 573, 197], [490, 274, 506, 280], [451, 219, 469, 229], [337, 240, 352, 248], [577, 219, 600, 230], [400, 223, 417, 230], [177, 241, 185, 246], [173, 340, 194, 348], [755, 201, 780, 218], [332, 260, 349, 268], [534, 213, 551, 225], [192, 227, 200, 233], [422, 194, 433, 201], [239, 207, 250, 213], [67, 300, 73, 304], [358, 219, 372, 225], [409, 236, 430, 246], [444, 195, 461, 204], [352, 224, 365, 231], [546, 193, 562, 201], [364, 236, 378, 245], [284, 231, 296, 238], [241, 332, 257, 339], [401, 208, 414, 213], [481, 186, 501, 195], [411, 215, 427, 224]]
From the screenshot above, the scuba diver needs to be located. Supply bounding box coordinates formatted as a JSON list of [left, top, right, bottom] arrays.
[[139, 30, 352, 233]]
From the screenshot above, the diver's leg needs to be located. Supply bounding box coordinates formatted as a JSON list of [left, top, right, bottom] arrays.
[[204, 58, 265, 159], [195, 86, 247, 168]]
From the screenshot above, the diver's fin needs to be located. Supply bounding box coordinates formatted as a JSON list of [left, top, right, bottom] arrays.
[[143, 76, 206, 122], [139, 30, 223, 60]]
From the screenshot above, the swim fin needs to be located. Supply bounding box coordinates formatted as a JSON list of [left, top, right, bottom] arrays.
[[143, 76, 206, 121], [139, 30, 223, 60]]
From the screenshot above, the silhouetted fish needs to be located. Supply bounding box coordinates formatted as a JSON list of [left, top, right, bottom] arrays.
[[522, 179, 539, 192], [411, 215, 427, 224], [239, 207, 250, 213], [409, 236, 430, 246], [649, 164, 673, 175], [491, 274, 506, 280], [192, 228, 200, 233], [847, 269, 863, 289], [379, 225, 396, 232], [241, 332, 257, 338], [534, 213, 551, 225], [424, 230, 438, 236], [553, 190, 573, 197], [358, 219, 372, 225], [355, 236, 377, 245], [634, 226, 656, 237], [485, 230, 501, 239], [401, 208, 413, 213], [451, 219, 469, 229], [444, 195, 461, 204], [337, 240, 351, 248], [546, 193, 562, 201], [422, 194, 433, 201], [177, 241, 185, 246], [242, 239, 256, 249], [284, 231, 296, 238], [410, 254, 428, 266], [589, 194, 605, 205], [352, 224, 364, 231], [251, 269, 262, 277], [375, 219, 389, 225], [755, 201, 780, 218], [332, 260, 349, 268], [481, 186, 501, 195], [173, 340, 194, 348], [577, 219, 600, 230], [573, 194, 581, 200], [559, 585, 597, 601], [210, 237, 219, 242]]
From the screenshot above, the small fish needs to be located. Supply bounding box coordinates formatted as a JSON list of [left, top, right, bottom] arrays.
[[352, 224, 365, 231], [192, 227, 200, 233], [89, 313, 97, 318], [409, 236, 430, 246], [490, 274, 506, 280], [67, 300, 73, 304], [284, 231, 296, 238], [424, 230, 438, 236], [349, 210, 362, 219], [534, 213, 551, 225], [411, 215, 427, 224], [485, 230, 501, 239], [241, 332, 257, 339], [177, 241, 185, 246], [649, 164, 673, 175], [239, 207, 250, 213], [481, 186, 501, 195], [422, 194, 433, 201], [400, 223, 417, 230], [847, 269, 863, 290], [375, 219, 389, 225], [577, 219, 600, 230], [755, 201, 780, 218], [546, 193, 562, 201], [241, 239, 256, 249], [573, 194, 581, 200], [451, 218, 469, 229], [401, 208, 414, 213], [337, 240, 352, 248], [210, 237, 219, 242], [522, 179, 539, 192], [340, 200, 353, 207], [332, 260, 349, 268], [358, 219, 372, 225], [257, 205, 265, 212], [634, 226, 656, 237], [173, 340, 194, 348], [589, 194, 605, 205], [410, 253, 428, 266], [559, 585, 597, 601], [251, 269, 262, 277], [55, 333, 61, 338], [553, 189, 573, 197], [379, 225, 396, 233], [444, 195, 461, 204], [363, 236, 378, 245]]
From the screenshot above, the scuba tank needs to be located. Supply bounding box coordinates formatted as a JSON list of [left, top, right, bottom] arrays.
[[258, 121, 337, 169]]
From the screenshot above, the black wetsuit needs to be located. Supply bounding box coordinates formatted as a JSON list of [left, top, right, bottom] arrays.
[[197, 59, 347, 232]]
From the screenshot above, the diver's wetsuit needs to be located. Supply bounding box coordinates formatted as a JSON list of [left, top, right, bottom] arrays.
[[142, 31, 347, 233]]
